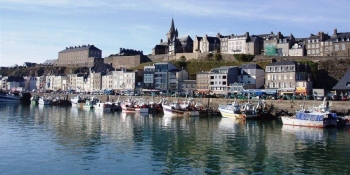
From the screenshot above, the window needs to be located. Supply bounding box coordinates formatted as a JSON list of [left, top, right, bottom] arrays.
[[335, 45, 339, 51], [342, 44, 345, 50]]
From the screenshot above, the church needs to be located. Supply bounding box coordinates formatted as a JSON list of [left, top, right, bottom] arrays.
[[152, 18, 193, 55]]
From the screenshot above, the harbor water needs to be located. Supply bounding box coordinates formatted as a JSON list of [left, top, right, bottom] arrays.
[[0, 103, 349, 174]]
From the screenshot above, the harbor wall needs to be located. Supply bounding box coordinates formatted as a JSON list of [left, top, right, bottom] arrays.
[[32, 93, 350, 115]]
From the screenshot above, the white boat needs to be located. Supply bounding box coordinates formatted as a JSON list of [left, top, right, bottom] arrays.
[[83, 97, 98, 109], [94, 101, 113, 112], [30, 95, 39, 105], [0, 93, 21, 103], [70, 96, 85, 108], [218, 99, 259, 119], [162, 100, 199, 117], [281, 98, 337, 128], [218, 99, 245, 118], [38, 97, 51, 105], [121, 98, 149, 113]]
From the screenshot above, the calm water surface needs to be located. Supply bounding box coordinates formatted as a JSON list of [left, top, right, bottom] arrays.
[[0, 104, 349, 175]]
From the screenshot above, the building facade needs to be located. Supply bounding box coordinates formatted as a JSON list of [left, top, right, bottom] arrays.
[[265, 61, 312, 95], [209, 66, 239, 95], [238, 64, 265, 89], [56, 44, 103, 67]]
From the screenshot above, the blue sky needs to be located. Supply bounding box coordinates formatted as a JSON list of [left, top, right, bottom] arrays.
[[0, 0, 349, 67]]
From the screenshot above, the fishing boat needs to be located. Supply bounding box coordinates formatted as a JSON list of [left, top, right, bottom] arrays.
[[218, 99, 245, 118], [218, 98, 260, 119], [0, 92, 21, 103], [83, 96, 98, 109], [70, 96, 85, 108], [38, 97, 51, 105], [30, 95, 39, 105], [281, 98, 337, 128], [162, 100, 199, 117], [121, 98, 149, 113]]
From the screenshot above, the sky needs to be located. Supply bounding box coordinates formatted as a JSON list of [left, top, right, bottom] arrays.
[[0, 0, 349, 67]]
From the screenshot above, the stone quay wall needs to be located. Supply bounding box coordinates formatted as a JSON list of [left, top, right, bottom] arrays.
[[34, 93, 350, 115]]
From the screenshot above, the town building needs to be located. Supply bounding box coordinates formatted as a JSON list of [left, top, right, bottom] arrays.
[[196, 71, 211, 94], [264, 32, 296, 56], [154, 62, 188, 93], [23, 76, 38, 91], [153, 18, 193, 55], [265, 60, 312, 95], [238, 64, 265, 89], [208, 66, 239, 95], [332, 68, 350, 97], [178, 80, 196, 96], [55, 44, 103, 67], [323, 28, 350, 57], [198, 34, 220, 53], [142, 65, 156, 91]]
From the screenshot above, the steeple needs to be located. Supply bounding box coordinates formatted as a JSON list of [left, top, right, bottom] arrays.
[[167, 18, 177, 42]]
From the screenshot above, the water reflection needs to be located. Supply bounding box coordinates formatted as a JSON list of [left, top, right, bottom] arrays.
[[0, 104, 349, 174]]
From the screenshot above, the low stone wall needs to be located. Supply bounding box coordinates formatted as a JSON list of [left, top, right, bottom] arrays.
[[33, 93, 350, 115]]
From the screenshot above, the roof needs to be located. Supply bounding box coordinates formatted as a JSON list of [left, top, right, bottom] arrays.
[[203, 36, 220, 44], [178, 35, 193, 42], [59, 44, 101, 53], [333, 69, 350, 90], [239, 64, 263, 69], [43, 59, 56, 65], [267, 61, 296, 66]]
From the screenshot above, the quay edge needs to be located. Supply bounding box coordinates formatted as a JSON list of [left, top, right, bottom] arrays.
[[28, 93, 350, 116]]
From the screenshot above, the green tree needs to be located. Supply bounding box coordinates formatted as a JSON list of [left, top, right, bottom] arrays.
[[206, 53, 214, 61], [214, 53, 223, 61], [179, 55, 186, 62]]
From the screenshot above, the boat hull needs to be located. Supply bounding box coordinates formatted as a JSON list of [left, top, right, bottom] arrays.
[[163, 105, 199, 116], [0, 94, 21, 103], [281, 116, 337, 128]]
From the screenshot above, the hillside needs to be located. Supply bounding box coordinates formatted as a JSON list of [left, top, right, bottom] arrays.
[[0, 66, 89, 77]]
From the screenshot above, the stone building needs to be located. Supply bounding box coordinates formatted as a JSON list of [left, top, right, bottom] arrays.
[[152, 18, 193, 55], [324, 28, 350, 57], [196, 71, 211, 94], [264, 32, 296, 56], [265, 60, 312, 95], [56, 44, 103, 67], [199, 34, 220, 53], [305, 32, 328, 56]]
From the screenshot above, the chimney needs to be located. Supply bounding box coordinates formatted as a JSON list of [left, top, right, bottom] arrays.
[[245, 32, 249, 38], [277, 31, 282, 39], [334, 28, 337, 35], [320, 32, 324, 41]]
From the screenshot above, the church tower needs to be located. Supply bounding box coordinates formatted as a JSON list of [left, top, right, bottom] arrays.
[[167, 18, 178, 55]]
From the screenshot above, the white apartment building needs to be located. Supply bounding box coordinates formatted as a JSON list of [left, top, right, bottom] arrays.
[[238, 64, 265, 89], [102, 70, 136, 92], [209, 66, 239, 95], [227, 33, 248, 54], [23, 76, 38, 91]]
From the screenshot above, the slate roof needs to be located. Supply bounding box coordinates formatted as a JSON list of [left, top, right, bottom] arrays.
[[90, 63, 115, 74], [203, 36, 220, 44], [239, 64, 263, 70], [267, 60, 296, 66], [59, 44, 101, 53], [178, 35, 193, 42], [43, 59, 56, 65], [333, 69, 350, 90]]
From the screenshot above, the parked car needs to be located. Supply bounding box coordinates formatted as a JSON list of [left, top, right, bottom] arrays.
[[341, 96, 348, 101], [315, 96, 324, 100]]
